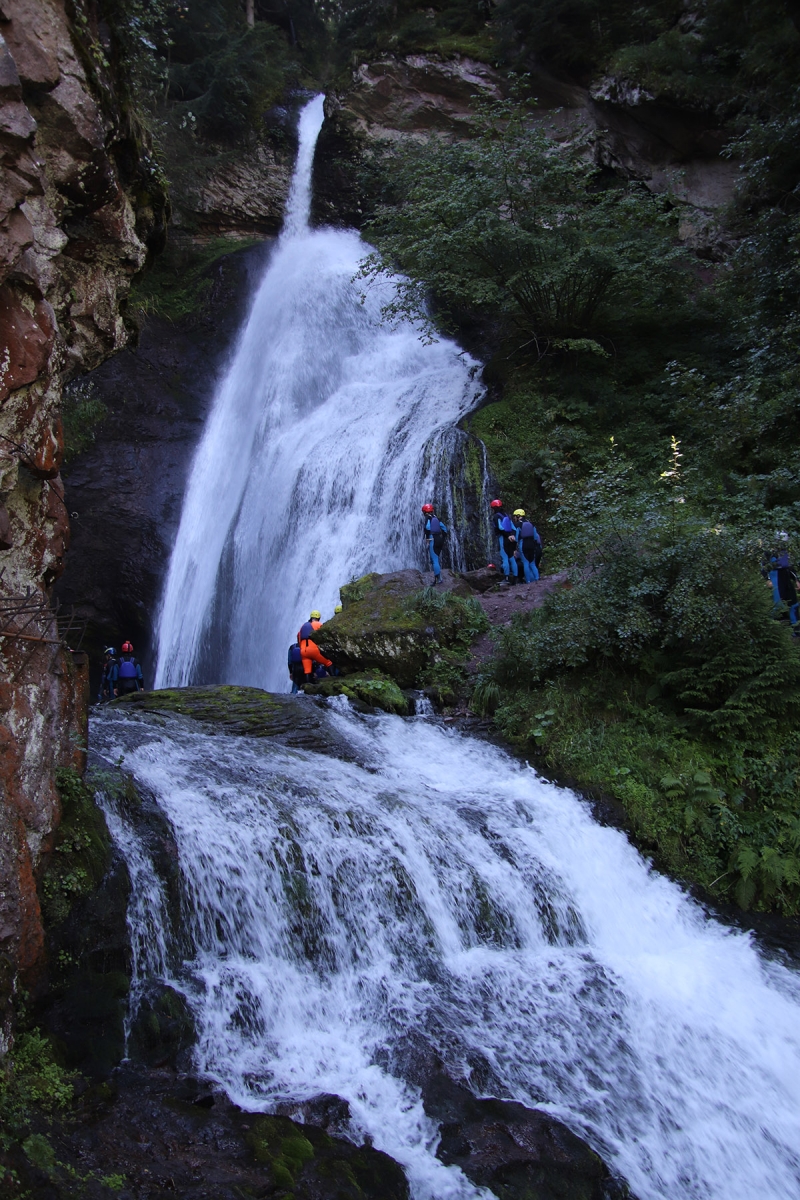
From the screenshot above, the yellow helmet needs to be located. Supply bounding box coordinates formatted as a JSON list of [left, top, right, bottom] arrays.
[[310, 609, 321, 620], [334, 604, 342, 613], [513, 509, 525, 517]]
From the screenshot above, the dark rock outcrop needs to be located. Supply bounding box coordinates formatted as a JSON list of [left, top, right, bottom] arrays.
[[423, 1072, 633, 1200], [0, 0, 167, 1022], [314, 51, 737, 252], [53, 241, 272, 680], [9, 1063, 410, 1200]]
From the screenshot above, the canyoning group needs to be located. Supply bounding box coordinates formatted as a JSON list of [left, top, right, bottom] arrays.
[[423, 498, 542, 585], [98, 641, 145, 700]]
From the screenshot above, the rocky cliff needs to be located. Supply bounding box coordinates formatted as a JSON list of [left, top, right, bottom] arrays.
[[0, 0, 166, 1034], [313, 51, 737, 254]]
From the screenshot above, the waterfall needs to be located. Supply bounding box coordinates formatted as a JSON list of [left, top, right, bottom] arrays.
[[94, 702, 800, 1200], [154, 94, 485, 692]]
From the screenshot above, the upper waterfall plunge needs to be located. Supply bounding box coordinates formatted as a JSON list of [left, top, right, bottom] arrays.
[[154, 95, 485, 691], [94, 701, 800, 1200]]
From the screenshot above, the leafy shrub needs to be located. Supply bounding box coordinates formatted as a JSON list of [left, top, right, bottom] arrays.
[[61, 381, 108, 465], [362, 95, 687, 356], [0, 1032, 74, 1149]]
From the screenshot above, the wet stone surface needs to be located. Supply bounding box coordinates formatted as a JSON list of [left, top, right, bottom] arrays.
[[11, 1065, 409, 1200], [114, 686, 361, 761]]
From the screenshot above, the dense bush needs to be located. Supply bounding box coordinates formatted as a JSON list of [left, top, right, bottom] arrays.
[[362, 96, 687, 356]]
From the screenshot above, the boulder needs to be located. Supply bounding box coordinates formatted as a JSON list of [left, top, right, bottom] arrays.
[[303, 669, 411, 715], [423, 1072, 634, 1200], [117, 686, 362, 762], [315, 570, 436, 689]]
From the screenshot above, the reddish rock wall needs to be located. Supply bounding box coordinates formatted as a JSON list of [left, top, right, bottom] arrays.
[[0, 0, 163, 1041]]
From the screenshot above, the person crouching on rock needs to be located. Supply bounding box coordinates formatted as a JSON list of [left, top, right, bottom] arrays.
[[421, 503, 448, 585], [297, 621, 332, 687], [514, 509, 542, 583], [115, 641, 144, 695], [287, 642, 305, 693]]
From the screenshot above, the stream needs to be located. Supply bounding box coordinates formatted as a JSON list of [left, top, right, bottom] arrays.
[[93, 700, 800, 1200]]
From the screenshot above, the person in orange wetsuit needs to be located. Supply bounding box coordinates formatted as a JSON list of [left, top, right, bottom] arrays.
[[297, 617, 332, 685]]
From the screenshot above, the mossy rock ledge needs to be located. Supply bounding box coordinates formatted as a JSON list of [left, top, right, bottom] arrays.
[[316, 569, 471, 689], [116, 686, 360, 758]]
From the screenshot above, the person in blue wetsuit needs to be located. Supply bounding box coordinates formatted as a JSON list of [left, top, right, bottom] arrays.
[[490, 499, 518, 583], [115, 641, 144, 695], [514, 509, 542, 582], [421, 504, 448, 584]]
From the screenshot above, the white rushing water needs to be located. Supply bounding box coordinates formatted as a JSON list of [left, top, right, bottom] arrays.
[[154, 95, 485, 691], [94, 703, 800, 1200]]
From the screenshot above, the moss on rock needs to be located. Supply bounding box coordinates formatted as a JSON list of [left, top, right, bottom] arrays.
[[42, 769, 113, 930], [319, 572, 489, 697], [304, 670, 411, 715], [245, 1113, 409, 1199], [320, 571, 433, 688], [116, 686, 360, 760]]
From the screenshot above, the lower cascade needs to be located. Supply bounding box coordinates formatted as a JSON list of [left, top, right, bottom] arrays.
[[93, 700, 800, 1200]]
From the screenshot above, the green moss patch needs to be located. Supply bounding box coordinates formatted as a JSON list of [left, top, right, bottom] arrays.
[[42, 769, 113, 930], [118, 685, 280, 731], [116, 687, 359, 760], [128, 235, 263, 321], [305, 670, 410, 715], [319, 572, 488, 693], [245, 1113, 409, 1199]]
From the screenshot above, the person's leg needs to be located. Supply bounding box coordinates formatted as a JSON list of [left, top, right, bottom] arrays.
[[429, 542, 441, 580], [499, 543, 511, 579]]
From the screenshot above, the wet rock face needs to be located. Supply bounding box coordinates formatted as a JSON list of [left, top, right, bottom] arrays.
[[0, 0, 166, 1025], [312, 54, 504, 228], [53, 242, 270, 678], [423, 1072, 633, 1200], [313, 51, 736, 247], [9, 1064, 410, 1200]]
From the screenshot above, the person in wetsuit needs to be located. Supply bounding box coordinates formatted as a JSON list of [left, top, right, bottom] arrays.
[[514, 509, 542, 583], [421, 504, 448, 584], [490, 500, 518, 584]]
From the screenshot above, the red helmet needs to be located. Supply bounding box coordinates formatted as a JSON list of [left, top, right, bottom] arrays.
[[421, 503, 434, 513], [121, 641, 133, 653], [490, 499, 503, 508]]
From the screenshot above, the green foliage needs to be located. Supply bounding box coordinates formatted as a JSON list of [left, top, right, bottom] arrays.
[[340, 573, 382, 608], [362, 96, 686, 356], [403, 587, 489, 644], [484, 440, 800, 912], [128, 234, 261, 320], [41, 769, 111, 930], [61, 381, 108, 465], [335, 0, 498, 63], [0, 1032, 75, 1150], [498, 0, 680, 79], [166, 1, 295, 140]]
